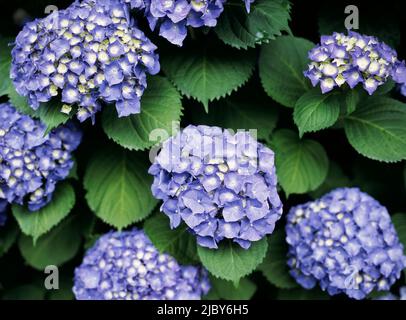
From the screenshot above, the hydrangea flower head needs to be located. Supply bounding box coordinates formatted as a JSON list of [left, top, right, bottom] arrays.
[[286, 187, 406, 300], [11, 0, 160, 122], [73, 229, 210, 300], [149, 125, 283, 249], [304, 31, 405, 95], [122, 0, 254, 46], [0, 102, 82, 211]]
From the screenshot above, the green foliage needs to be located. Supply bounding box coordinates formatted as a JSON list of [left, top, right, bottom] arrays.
[[310, 162, 351, 199], [215, 0, 291, 49], [259, 36, 314, 107], [197, 238, 268, 283], [143, 214, 197, 265], [12, 182, 76, 243], [190, 93, 279, 140], [18, 215, 82, 270], [102, 76, 183, 150], [84, 146, 157, 229], [344, 97, 406, 162], [294, 89, 340, 137], [0, 222, 19, 258], [271, 129, 329, 196], [205, 276, 257, 300], [258, 229, 298, 289], [162, 43, 256, 111]]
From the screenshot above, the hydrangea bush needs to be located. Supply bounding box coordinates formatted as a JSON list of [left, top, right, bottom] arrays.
[[0, 0, 406, 301]]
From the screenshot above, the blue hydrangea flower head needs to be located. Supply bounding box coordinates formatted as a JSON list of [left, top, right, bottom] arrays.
[[0, 102, 82, 211], [286, 187, 406, 300], [73, 229, 210, 300], [121, 0, 254, 46], [11, 0, 160, 123], [304, 31, 405, 95], [149, 125, 283, 249]]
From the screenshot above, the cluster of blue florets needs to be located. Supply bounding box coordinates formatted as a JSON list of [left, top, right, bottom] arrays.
[[73, 229, 211, 300], [0, 102, 82, 211], [11, 0, 160, 122], [121, 0, 254, 46], [286, 188, 406, 299], [305, 31, 406, 95], [149, 125, 283, 249]]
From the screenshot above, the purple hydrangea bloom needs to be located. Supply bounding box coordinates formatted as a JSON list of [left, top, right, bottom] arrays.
[[375, 287, 406, 300], [73, 229, 210, 300], [0, 199, 7, 226], [0, 102, 82, 211], [121, 0, 254, 46], [149, 125, 283, 249], [11, 0, 160, 123], [304, 31, 406, 95], [286, 188, 406, 300]]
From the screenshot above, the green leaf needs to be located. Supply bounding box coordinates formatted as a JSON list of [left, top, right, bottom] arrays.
[[191, 94, 279, 141], [197, 238, 268, 283], [271, 129, 329, 196], [258, 229, 298, 289], [84, 146, 157, 229], [392, 213, 406, 255], [344, 97, 406, 162], [293, 89, 340, 137], [12, 182, 76, 243], [343, 89, 361, 115], [102, 76, 182, 151], [215, 0, 291, 49], [162, 44, 256, 111], [310, 162, 351, 199], [0, 222, 19, 258], [144, 214, 197, 265], [277, 288, 329, 300], [2, 284, 46, 300], [36, 101, 71, 134], [18, 215, 82, 270], [259, 36, 314, 107], [7, 85, 36, 117], [205, 276, 257, 300]]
